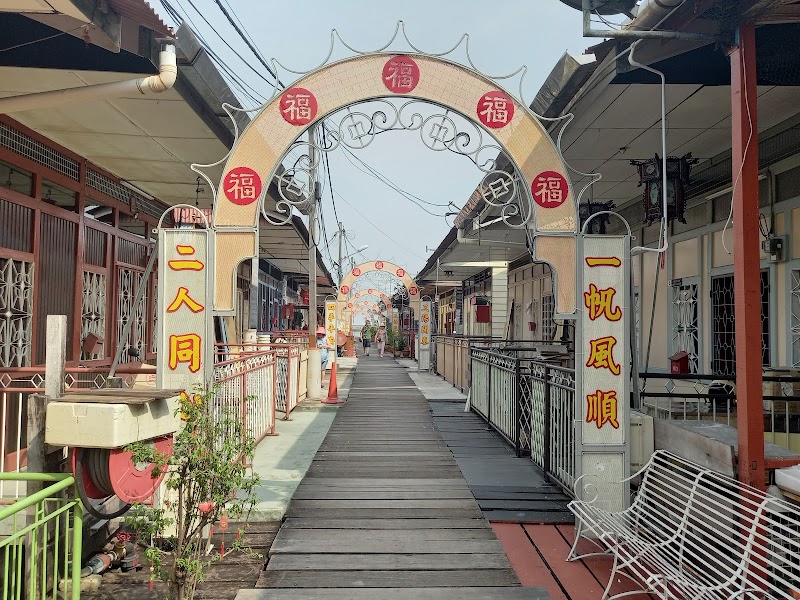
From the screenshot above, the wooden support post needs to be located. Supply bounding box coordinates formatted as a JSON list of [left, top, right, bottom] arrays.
[[26, 316, 68, 596], [28, 315, 68, 479], [730, 23, 765, 490]]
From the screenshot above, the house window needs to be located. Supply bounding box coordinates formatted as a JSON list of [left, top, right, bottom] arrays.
[[542, 294, 556, 342], [711, 271, 770, 376], [672, 283, 699, 373]]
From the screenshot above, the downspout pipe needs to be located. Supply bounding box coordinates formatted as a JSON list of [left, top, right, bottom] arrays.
[[0, 45, 177, 114]]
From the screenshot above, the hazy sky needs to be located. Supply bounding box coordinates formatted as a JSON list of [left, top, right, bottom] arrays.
[[161, 0, 589, 277]]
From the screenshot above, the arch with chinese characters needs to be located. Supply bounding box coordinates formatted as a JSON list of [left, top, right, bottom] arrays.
[[209, 52, 578, 319], [336, 260, 418, 314], [192, 35, 628, 510]]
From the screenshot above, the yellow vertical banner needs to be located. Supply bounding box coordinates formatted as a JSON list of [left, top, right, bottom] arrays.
[[157, 228, 212, 390]]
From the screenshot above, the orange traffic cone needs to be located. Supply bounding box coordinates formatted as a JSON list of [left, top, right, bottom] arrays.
[[322, 361, 343, 404]]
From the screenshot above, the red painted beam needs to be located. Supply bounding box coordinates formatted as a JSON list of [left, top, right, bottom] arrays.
[[730, 23, 765, 490]]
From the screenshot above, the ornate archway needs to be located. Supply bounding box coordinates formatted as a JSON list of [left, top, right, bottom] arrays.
[[338, 261, 415, 307], [160, 25, 627, 512], [204, 48, 577, 318]]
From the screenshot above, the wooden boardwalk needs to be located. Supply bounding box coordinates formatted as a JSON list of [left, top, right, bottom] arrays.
[[240, 355, 550, 599]]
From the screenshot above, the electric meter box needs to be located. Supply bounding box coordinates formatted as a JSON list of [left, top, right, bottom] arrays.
[[45, 389, 182, 449]]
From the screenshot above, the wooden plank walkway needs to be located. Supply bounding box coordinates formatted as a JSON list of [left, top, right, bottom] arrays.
[[429, 400, 572, 523], [243, 355, 550, 599]]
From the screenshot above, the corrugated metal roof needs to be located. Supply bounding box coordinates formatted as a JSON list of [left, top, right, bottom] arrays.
[[106, 0, 173, 36]]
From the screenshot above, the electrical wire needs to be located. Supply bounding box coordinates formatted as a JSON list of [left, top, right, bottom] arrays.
[[334, 143, 449, 218], [178, 0, 277, 90], [212, 0, 283, 88], [161, 0, 267, 105], [0, 24, 88, 53], [330, 187, 426, 261], [721, 37, 754, 255]]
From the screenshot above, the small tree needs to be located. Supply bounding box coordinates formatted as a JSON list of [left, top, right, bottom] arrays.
[[125, 389, 261, 600]]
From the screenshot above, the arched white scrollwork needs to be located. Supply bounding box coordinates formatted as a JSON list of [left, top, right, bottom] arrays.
[[264, 97, 531, 228]]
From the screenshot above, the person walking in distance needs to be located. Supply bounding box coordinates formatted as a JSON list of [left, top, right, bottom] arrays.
[[374, 324, 387, 358], [361, 325, 371, 356], [316, 326, 329, 377]]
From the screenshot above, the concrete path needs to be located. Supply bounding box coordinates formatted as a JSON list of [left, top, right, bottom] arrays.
[[248, 362, 356, 520], [237, 355, 550, 599]]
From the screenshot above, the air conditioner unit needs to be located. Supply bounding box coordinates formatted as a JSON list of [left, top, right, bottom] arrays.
[[630, 411, 654, 472]]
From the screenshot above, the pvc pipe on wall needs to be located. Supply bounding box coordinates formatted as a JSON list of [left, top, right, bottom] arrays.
[[0, 45, 177, 113]]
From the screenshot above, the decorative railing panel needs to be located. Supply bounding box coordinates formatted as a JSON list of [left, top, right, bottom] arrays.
[[212, 350, 277, 448], [470, 348, 576, 492]]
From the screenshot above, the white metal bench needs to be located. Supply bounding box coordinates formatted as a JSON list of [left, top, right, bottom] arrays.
[[568, 450, 800, 600]]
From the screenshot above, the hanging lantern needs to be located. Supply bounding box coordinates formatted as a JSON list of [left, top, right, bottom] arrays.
[[579, 200, 616, 234], [631, 153, 698, 226]]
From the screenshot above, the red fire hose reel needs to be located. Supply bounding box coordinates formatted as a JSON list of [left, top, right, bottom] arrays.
[[45, 391, 182, 520], [72, 436, 173, 520]]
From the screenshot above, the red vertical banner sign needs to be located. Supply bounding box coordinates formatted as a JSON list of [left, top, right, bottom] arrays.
[[157, 228, 212, 391], [577, 235, 630, 511]]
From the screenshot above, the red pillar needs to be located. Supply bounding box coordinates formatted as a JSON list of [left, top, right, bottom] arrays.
[[730, 23, 765, 490]]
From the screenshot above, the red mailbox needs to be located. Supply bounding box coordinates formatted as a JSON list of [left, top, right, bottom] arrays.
[[669, 351, 690, 374]]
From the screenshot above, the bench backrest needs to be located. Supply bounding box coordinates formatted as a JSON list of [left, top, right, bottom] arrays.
[[635, 451, 800, 599]]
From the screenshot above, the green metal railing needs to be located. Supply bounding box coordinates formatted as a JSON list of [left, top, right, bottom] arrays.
[[0, 473, 82, 600]]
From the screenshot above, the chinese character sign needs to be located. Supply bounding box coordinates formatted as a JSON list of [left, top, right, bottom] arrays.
[[418, 301, 432, 371], [580, 236, 627, 445], [382, 55, 420, 93], [532, 171, 569, 209], [419, 302, 432, 349], [392, 308, 399, 334], [477, 90, 515, 129], [157, 229, 211, 391], [578, 235, 630, 510], [325, 300, 337, 349]]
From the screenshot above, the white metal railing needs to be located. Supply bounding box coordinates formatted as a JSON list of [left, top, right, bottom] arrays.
[[470, 348, 576, 491], [212, 350, 277, 447], [216, 342, 303, 418]]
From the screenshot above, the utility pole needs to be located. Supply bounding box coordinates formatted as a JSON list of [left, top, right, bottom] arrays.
[[307, 124, 322, 399], [337, 222, 344, 358]]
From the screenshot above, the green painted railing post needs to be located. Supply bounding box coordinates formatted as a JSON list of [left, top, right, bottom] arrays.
[[71, 498, 82, 600]]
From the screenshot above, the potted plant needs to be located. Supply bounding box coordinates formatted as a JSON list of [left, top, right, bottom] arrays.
[[125, 388, 261, 600]]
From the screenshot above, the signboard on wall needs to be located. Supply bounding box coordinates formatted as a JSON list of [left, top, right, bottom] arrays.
[[157, 229, 213, 391], [419, 300, 432, 370], [576, 235, 630, 511], [325, 300, 337, 349], [392, 308, 399, 333]]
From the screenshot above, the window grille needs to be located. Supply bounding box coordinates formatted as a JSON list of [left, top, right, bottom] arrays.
[[0, 258, 34, 367], [711, 271, 770, 376], [672, 283, 699, 373], [86, 169, 131, 203], [81, 271, 106, 361], [0, 123, 79, 180], [116, 268, 148, 363]]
